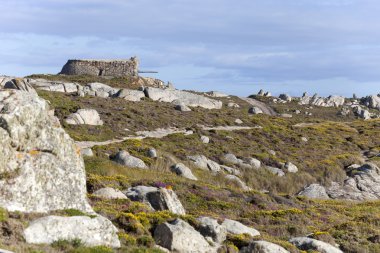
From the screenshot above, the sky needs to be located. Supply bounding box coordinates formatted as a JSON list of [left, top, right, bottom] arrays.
[[1, 0, 380, 97]]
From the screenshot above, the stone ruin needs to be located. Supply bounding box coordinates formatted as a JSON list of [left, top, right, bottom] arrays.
[[59, 57, 139, 77]]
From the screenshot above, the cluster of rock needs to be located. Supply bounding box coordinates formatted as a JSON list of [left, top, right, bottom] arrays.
[[299, 93, 345, 107], [299, 163, 380, 201], [0, 84, 121, 247], [257, 89, 272, 97]]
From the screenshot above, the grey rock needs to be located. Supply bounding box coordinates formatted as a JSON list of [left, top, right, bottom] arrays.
[[187, 155, 221, 173], [24, 215, 120, 248], [175, 103, 192, 112], [225, 175, 251, 191], [0, 90, 92, 213], [221, 165, 241, 176], [93, 187, 127, 199], [240, 241, 290, 253], [115, 89, 145, 101], [1, 78, 37, 94], [280, 113, 293, 118], [258, 89, 265, 96], [201, 136, 210, 144], [279, 94, 292, 102], [298, 184, 330, 200], [112, 151, 148, 169], [147, 148, 158, 158], [207, 91, 229, 97], [145, 87, 223, 109], [171, 163, 198, 181], [301, 137, 308, 142], [246, 158, 261, 169], [290, 237, 343, 253], [362, 95, 380, 110], [126, 186, 186, 215], [284, 162, 298, 173], [221, 219, 260, 237], [235, 118, 243, 124], [227, 102, 240, 108], [249, 106, 263, 114], [265, 166, 285, 177], [65, 109, 103, 126], [222, 153, 240, 165], [80, 148, 94, 157], [84, 82, 118, 97], [154, 219, 215, 253], [197, 217, 227, 243]]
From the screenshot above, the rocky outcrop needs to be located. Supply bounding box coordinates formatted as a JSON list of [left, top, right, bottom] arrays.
[[299, 93, 345, 107], [279, 94, 292, 102], [92, 187, 128, 199], [240, 241, 290, 253], [187, 155, 221, 173], [154, 219, 215, 253], [0, 77, 37, 94], [114, 89, 146, 101], [354, 106, 371, 120], [30, 79, 81, 93], [65, 109, 103, 126], [327, 163, 380, 201], [196, 217, 227, 243], [206, 91, 229, 98], [144, 87, 223, 109], [111, 150, 148, 169], [284, 162, 298, 173], [361, 95, 380, 110], [126, 186, 186, 215], [298, 184, 330, 200], [24, 215, 120, 248], [290, 237, 343, 253], [221, 219, 260, 237], [248, 106, 263, 114], [0, 90, 92, 213], [171, 163, 198, 180]]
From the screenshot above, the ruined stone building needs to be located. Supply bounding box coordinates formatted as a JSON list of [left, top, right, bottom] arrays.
[[59, 57, 139, 77]]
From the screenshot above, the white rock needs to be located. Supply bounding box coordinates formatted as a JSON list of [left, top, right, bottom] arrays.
[[175, 103, 192, 112], [247, 158, 261, 169], [241, 240, 290, 253], [24, 215, 120, 248], [298, 184, 330, 200], [0, 90, 92, 213], [206, 91, 229, 97], [80, 148, 94, 157], [187, 155, 221, 173], [284, 162, 298, 173], [197, 217, 227, 243], [171, 163, 198, 181], [154, 219, 215, 253], [112, 150, 148, 169], [290, 237, 343, 253], [201, 136, 210, 144], [115, 89, 145, 101], [235, 118, 243, 124], [249, 106, 263, 114], [227, 102, 240, 108], [147, 148, 158, 158], [221, 219, 260, 237], [225, 175, 251, 191], [265, 166, 285, 177], [93, 187, 127, 199], [65, 109, 103, 126]]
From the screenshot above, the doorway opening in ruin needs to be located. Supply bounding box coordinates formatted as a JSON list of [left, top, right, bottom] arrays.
[[98, 69, 104, 76]]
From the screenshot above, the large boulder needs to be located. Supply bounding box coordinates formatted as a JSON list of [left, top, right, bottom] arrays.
[[92, 187, 128, 199], [24, 215, 120, 248], [362, 95, 380, 110], [144, 87, 223, 109], [111, 150, 148, 169], [154, 219, 215, 253], [83, 82, 119, 97], [114, 89, 145, 102], [290, 237, 343, 253], [1, 78, 37, 94], [0, 90, 92, 213], [187, 155, 221, 173], [225, 175, 251, 191], [240, 241, 290, 253], [327, 163, 380, 201], [171, 163, 198, 181], [126, 186, 186, 215], [248, 106, 263, 114], [65, 109, 103, 126], [196, 217, 227, 243], [221, 219, 260, 237], [298, 184, 330, 200]]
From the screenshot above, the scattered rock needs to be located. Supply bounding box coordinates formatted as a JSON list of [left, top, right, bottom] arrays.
[[240, 240, 290, 253], [221, 219, 260, 237], [171, 163, 198, 181], [290, 237, 343, 253], [114, 89, 145, 101], [111, 150, 148, 169], [268, 150, 276, 156], [225, 175, 251, 191], [284, 162, 298, 173], [235, 118, 243, 124], [361, 95, 380, 110], [298, 184, 330, 200], [154, 219, 214, 253], [65, 109, 103, 126], [265, 166, 285, 177], [201, 136, 210, 144], [145, 87, 223, 109], [80, 148, 94, 157], [126, 186, 186, 215], [248, 106, 263, 114], [300, 93, 345, 107], [147, 148, 157, 158], [0, 90, 92, 213], [197, 217, 227, 243], [24, 215, 120, 248], [93, 187, 127, 200], [187, 155, 221, 173]]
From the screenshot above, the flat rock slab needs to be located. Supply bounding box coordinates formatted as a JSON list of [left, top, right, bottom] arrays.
[[24, 215, 120, 248]]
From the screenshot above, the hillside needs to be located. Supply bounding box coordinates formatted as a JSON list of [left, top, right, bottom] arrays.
[[0, 75, 380, 253]]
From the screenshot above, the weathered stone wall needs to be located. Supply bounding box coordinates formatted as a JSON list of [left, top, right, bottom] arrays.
[[60, 57, 139, 77]]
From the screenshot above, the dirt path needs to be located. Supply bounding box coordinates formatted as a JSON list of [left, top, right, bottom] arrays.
[[240, 97, 277, 116]]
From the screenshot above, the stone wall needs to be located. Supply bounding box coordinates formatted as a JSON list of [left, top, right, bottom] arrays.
[[59, 57, 139, 77]]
